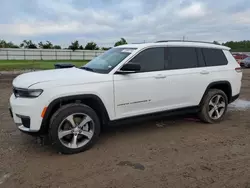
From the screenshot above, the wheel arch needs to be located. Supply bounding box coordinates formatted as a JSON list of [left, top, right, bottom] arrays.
[[199, 81, 232, 106], [39, 94, 110, 134]]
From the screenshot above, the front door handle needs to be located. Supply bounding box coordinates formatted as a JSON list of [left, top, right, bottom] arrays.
[[154, 74, 166, 79], [200, 70, 209, 75]]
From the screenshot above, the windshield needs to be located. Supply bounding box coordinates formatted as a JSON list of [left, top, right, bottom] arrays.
[[81, 47, 137, 73]]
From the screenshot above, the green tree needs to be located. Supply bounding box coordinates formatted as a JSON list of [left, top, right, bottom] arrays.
[[0, 40, 19, 48], [38, 41, 53, 49], [38, 41, 61, 49], [79, 45, 84, 50], [114, 38, 127, 47], [0, 40, 7, 48], [68, 40, 80, 51], [85, 42, 99, 50], [223, 40, 250, 52], [53, 45, 62, 49], [8, 42, 19, 48], [20, 40, 37, 49]]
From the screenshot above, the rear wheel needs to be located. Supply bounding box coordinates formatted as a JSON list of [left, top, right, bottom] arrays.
[[199, 89, 228, 123], [49, 103, 100, 154]]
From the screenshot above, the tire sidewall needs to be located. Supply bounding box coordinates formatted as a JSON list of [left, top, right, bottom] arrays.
[[50, 104, 100, 154]]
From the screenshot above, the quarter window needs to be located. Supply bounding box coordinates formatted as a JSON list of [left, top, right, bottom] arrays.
[[202, 48, 228, 66], [130, 47, 165, 72]]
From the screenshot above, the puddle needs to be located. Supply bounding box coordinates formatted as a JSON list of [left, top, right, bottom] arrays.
[[229, 99, 250, 110]]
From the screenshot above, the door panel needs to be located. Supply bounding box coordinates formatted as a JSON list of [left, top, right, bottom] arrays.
[[161, 47, 209, 107], [113, 71, 168, 119], [158, 68, 210, 108], [113, 47, 167, 119]]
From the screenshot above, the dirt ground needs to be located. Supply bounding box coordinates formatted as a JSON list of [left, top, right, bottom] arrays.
[[1, 70, 250, 188]]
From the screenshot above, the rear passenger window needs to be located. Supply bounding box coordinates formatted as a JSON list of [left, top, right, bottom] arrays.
[[202, 48, 228, 66], [130, 47, 165, 72], [166, 47, 198, 70]]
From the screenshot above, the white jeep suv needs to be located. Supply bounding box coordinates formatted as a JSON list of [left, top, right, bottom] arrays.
[[9, 41, 242, 154]]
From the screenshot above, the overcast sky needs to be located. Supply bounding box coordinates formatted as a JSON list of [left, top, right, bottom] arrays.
[[0, 0, 250, 47]]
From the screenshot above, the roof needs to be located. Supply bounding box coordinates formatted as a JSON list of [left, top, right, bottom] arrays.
[[116, 41, 231, 51]]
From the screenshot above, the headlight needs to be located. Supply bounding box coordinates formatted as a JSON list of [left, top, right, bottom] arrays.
[[13, 88, 43, 98]]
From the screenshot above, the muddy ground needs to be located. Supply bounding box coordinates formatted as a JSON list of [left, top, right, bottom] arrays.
[[1, 69, 250, 188]]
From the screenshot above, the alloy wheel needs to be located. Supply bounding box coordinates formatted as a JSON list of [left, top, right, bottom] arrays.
[[208, 94, 226, 120], [58, 113, 94, 149]]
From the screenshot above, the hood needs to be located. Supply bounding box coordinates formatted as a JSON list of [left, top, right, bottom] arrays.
[[12, 67, 110, 88]]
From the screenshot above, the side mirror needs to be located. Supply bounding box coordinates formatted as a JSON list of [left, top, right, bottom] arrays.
[[116, 62, 140, 74]]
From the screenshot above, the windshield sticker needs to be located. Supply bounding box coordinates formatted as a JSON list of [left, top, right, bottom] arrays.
[[121, 49, 135, 53]]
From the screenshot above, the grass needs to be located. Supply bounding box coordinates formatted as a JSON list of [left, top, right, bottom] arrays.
[[0, 60, 89, 71]]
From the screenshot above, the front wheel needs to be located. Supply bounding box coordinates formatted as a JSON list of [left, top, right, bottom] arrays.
[[49, 103, 101, 154], [199, 89, 228, 123]]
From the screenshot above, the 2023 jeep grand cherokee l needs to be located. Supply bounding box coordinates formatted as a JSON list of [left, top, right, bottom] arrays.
[[9, 40, 242, 154]]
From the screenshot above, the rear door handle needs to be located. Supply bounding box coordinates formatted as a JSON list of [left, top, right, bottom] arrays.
[[154, 74, 166, 79], [200, 70, 209, 75]]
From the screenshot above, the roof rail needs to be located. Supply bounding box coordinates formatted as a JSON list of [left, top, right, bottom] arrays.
[[155, 40, 221, 45]]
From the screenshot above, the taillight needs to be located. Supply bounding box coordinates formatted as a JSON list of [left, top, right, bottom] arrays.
[[235, 67, 242, 73]]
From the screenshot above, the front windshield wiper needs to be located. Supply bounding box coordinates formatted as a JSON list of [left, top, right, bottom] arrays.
[[80, 66, 95, 72]]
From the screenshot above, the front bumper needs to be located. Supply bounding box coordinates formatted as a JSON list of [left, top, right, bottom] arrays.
[[9, 94, 44, 132]]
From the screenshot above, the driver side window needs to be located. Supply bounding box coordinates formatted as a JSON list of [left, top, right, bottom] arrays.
[[129, 47, 165, 72]]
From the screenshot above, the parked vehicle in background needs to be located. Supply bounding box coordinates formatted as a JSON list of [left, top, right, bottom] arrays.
[[232, 53, 248, 60], [240, 57, 250, 68], [232, 53, 249, 64], [9, 40, 242, 154]]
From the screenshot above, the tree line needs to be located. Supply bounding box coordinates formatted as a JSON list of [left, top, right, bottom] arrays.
[[1, 38, 250, 52], [220, 40, 250, 52], [0, 38, 128, 51], [212, 40, 250, 52]]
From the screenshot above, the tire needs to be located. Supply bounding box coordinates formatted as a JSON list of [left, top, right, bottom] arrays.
[[49, 103, 101, 154], [198, 89, 228, 123]]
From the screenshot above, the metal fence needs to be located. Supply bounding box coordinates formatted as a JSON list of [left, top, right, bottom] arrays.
[[0, 48, 249, 61], [0, 48, 106, 60]]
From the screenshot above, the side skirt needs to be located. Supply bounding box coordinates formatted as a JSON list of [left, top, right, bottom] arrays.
[[108, 106, 200, 127]]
